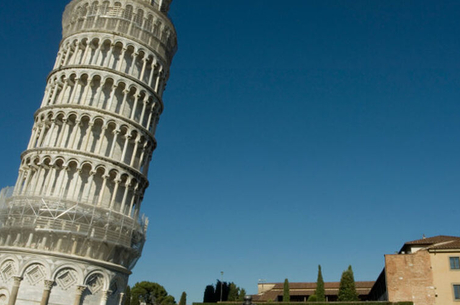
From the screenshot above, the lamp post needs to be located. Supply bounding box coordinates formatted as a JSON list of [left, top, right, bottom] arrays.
[[220, 271, 224, 302]]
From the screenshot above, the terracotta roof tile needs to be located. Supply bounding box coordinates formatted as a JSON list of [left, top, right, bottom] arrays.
[[427, 240, 460, 250], [405, 235, 460, 245]]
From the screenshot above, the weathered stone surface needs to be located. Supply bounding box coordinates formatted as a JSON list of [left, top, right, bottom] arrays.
[[0, 0, 177, 303]]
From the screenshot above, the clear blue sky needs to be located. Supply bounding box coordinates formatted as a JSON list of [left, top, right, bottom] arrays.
[[1, 0, 460, 303]]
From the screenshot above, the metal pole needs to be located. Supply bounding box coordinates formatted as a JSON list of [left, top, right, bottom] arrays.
[[220, 271, 224, 302]]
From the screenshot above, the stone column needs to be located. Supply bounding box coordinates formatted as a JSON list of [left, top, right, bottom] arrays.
[[106, 84, 118, 111], [119, 89, 130, 116], [154, 67, 163, 92], [57, 118, 69, 147], [129, 52, 139, 75], [109, 178, 121, 210], [130, 94, 140, 120], [109, 129, 120, 159], [116, 48, 127, 71], [130, 135, 141, 167], [100, 290, 112, 305], [118, 292, 125, 305], [73, 285, 87, 305], [148, 59, 157, 87], [8, 276, 23, 305], [139, 96, 149, 125], [140, 57, 148, 80], [120, 134, 132, 163], [40, 280, 54, 305]]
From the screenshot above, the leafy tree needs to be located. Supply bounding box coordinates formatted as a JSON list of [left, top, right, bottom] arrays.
[[215, 280, 230, 301], [124, 286, 131, 305], [283, 278, 290, 302], [203, 285, 216, 303], [307, 295, 317, 302], [237, 288, 246, 301], [315, 265, 325, 302], [179, 292, 187, 305], [130, 281, 175, 305], [337, 265, 359, 301], [227, 283, 239, 301]]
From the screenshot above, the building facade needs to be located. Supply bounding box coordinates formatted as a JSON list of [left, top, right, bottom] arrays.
[[369, 235, 460, 305], [254, 280, 375, 302], [0, 0, 177, 304]]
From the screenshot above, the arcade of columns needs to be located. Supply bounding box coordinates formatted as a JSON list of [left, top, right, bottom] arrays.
[[0, 0, 177, 304]]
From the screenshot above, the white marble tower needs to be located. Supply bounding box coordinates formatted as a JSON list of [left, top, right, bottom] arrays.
[[0, 0, 177, 304]]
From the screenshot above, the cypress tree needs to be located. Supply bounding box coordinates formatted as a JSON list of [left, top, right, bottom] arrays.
[[315, 265, 325, 301], [179, 292, 187, 305], [203, 285, 216, 302], [124, 286, 131, 305], [337, 265, 359, 301], [283, 278, 290, 302]]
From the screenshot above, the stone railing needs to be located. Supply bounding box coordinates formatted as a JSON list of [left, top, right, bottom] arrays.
[[62, 0, 177, 64]]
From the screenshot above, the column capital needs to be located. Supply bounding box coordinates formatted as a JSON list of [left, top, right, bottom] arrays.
[[44, 279, 55, 290], [76, 285, 87, 293], [13, 276, 23, 285]]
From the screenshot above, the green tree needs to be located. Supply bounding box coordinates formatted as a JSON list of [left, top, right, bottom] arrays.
[[307, 295, 317, 302], [283, 278, 290, 302], [237, 288, 246, 301], [130, 282, 176, 305], [214, 280, 229, 301], [124, 286, 131, 305], [227, 283, 239, 301], [179, 292, 187, 305], [203, 285, 216, 303], [337, 265, 359, 301], [315, 265, 325, 302]]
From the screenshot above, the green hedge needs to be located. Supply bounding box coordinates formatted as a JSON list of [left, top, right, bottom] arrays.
[[194, 302, 413, 305]]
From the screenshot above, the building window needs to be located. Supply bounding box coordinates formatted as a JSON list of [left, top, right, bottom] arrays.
[[454, 285, 460, 300], [450, 257, 460, 269]]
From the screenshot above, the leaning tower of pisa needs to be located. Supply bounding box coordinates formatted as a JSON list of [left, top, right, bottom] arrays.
[[0, 0, 177, 304]]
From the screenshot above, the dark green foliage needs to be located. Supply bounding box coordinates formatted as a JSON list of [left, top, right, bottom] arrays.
[[315, 265, 325, 302], [283, 279, 290, 302], [203, 280, 246, 303], [193, 301, 414, 305], [179, 292, 187, 305], [203, 285, 216, 303], [124, 286, 131, 305], [215, 280, 229, 302], [338, 265, 359, 301], [307, 294, 317, 302], [237, 288, 246, 301], [130, 281, 175, 305], [227, 283, 238, 301]]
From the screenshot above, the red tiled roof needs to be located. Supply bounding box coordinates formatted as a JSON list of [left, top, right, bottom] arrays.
[[270, 281, 374, 290], [428, 240, 460, 250], [255, 281, 375, 301], [405, 235, 460, 245]]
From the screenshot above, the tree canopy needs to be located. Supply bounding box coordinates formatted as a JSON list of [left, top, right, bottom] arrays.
[[179, 292, 187, 305], [130, 281, 176, 305], [124, 286, 131, 305], [202, 280, 246, 303], [283, 279, 290, 302], [203, 285, 216, 303], [337, 265, 359, 301], [315, 265, 325, 302]]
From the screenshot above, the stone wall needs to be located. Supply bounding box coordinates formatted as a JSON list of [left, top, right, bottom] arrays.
[[385, 250, 435, 305]]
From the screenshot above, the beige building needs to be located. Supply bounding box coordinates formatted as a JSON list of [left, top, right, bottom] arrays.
[[254, 280, 375, 302], [369, 235, 460, 305]]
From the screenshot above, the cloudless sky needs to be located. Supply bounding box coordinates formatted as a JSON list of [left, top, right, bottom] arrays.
[[1, 0, 460, 303]]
